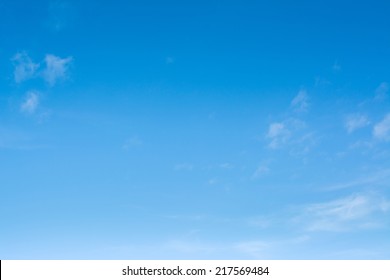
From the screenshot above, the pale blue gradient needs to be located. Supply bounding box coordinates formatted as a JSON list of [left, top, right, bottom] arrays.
[[1, 0, 390, 259]]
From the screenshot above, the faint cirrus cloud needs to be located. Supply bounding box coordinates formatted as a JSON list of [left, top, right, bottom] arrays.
[[374, 82, 388, 101], [42, 54, 73, 86], [294, 192, 390, 232], [11, 52, 73, 86], [20, 91, 40, 114], [291, 89, 309, 112], [373, 113, 390, 141], [345, 114, 370, 133], [11, 52, 39, 83]]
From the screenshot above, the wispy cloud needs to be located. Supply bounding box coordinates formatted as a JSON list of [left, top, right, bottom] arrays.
[[42, 54, 72, 86], [315, 76, 331, 87], [252, 164, 270, 178], [266, 118, 308, 150], [345, 114, 370, 133], [375, 82, 388, 101], [20, 91, 40, 114], [291, 89, 309, 112], [11, 52, 39, 83], [373, 113, 390, 141], [297, 193, 390, 232], [266, 92, 316, 155], [266, 122, 290, 149], [323, 168, 390, 191], [11, 52, 73, 86]]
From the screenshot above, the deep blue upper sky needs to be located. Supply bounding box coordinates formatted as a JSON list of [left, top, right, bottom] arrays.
[[1, 0, 390, 259]]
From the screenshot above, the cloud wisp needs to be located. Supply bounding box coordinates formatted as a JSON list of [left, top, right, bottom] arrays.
[[345, 114, 370, 133], [252, 164, 270, 179], [291, 90, 309, 112], [375, 82, 388, 101], [266, 122, 290, 149], [42, 54, 73, 86], [11, 52, 72, 86], [265, 91, 315, 153], [20, 91, 40, 114], [373, 113, 390, 141], [12, 52, 39, 83], [323, 168, 390, 191], [296, 193, 390, 232], [266, 118, 309, 152]]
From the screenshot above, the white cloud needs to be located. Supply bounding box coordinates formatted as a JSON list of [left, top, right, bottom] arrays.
[[373, 113, 390, 141], [12, 52, 39, 83], [266, 118, 310, 152], [375, 82, 388, 101], [266, 92, 315, 154], [299, 193, 390, 232], [267, 123, 286, 138], [266, 122, 290, 149], [11, 52, 73, 86], [291, 90, 309, 112], [323, 169, 390, 191], [42, 54, 72, 86], [252, 164, 270, 178], [20, 91, 40, 114], [345, 114, 370, 133]]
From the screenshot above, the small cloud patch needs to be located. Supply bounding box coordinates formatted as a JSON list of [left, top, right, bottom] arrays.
[[12, 52, 39, 83], [373, 113, 390, 141], [20, 91, 40, 114], [42, 54, 73, 86], [345, 114, 370, 133], [291, 90, 309, 112]]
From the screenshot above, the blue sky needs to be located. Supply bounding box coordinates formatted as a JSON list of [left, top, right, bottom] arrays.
[[1, 0, 390, 259]]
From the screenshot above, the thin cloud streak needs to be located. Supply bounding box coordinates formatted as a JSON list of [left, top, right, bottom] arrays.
[[322, 169, 390, 191], [345, 114, 370, 133], [291, 90, 309, 112], [296, 193, 390, 232]]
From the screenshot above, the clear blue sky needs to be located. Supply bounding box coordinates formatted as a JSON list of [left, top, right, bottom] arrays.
[[1, 0, 390, 259]]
